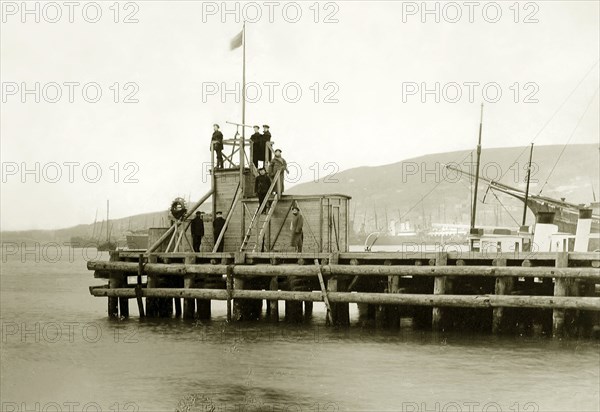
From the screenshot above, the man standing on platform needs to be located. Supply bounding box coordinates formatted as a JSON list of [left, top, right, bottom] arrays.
[[213, 211, 226, 252], [290, 206, 304, 252], [250, 125, 264, 168], [254, 167, 272, 214], [211, 124, 224, 169], [190, 211, 205, 252], [268, 148, 288, 195], [263, 125, 272, 163]]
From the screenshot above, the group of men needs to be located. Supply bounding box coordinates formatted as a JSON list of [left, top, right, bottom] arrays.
[[210, 123, 274, 170], [189, 205, 302, 252], [250, 125, 271, 168], [190, 210, 225, 253], [206, 122, 302, 252]]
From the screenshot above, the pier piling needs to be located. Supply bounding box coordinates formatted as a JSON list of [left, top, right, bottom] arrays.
[[107, 253, 120, 318], [328, 277, 350, 327], [183, 256, 196, 319], [492, 258, 513, 334], [432, 253, 449, 331], [269, 276, 279, 322], [553, 252, 569, 338]]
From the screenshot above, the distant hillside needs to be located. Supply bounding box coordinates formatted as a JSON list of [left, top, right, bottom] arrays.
[[2, 144, 598, 244], [287, 144, 599, 232]]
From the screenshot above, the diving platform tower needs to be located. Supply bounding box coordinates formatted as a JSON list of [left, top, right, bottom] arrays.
[[147, 124, 350, 255]]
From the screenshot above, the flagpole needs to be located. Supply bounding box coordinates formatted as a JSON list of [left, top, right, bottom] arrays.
[[239, 22, 246, 185], [240, 21, 246, 243]]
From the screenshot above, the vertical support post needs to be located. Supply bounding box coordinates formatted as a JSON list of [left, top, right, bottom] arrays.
[[135, 255, 145, 317], [492, 258, 513, 334], [158, 285, 173, 318], [568, 277, 580, 336], [553, 252, 569, 338], [432, 252, 449, 331], [382, 259, 400, 329], [196, 295, 212, 320], [193, 257, 211, 320], [183, 256, 195, 319], [269, 276, 279, 322], [146, 254, 159, 317], [327, 277, 350, 327], [579, 281, 595, 337], [304, 301, 313, 319], [118, 275, 130, 318], [285, 275, 304, 323], [284, 301, 303, 323], [520, 259, 536, 333], [107, 252, 119, 318], [233, 276, 245, 321], [183, 276, 195, 319], [232, 252, 246, 321], [108, 275, 120, 318], [382, 275, 400, 329], [411, 260, 432, 329], [226, 265, 233, 322], [297, 259, 313, 320]]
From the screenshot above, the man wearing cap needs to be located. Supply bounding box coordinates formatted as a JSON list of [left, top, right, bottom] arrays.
[[262, 125, 272, 163], [190, 211, 205, 252], [212, 211, 226, 252], [290, 206, 304, 252], [211, 124, 224, 169], [254, 167, 272, 214], [250, 125, 264, 168], [268, 148, 288, 195]]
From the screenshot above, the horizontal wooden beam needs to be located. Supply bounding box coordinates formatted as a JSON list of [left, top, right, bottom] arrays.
[[113, 250, 600, 262], [89, 287, 600, 310], [338, 251, 600, 261], [88, 261, 600, 280], [329, 265, 600, 279]]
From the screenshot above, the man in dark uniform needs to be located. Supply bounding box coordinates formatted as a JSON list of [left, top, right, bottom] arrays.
[[213, 211, 226, 252], [268, 148, 288, 195], [211, 124, 224, 169], [250, 125, 264, 168], [254, 167, 272, 214], [262, 125, 272, 163], [290, 206, 304, 252], [190, 211, 205, 252]]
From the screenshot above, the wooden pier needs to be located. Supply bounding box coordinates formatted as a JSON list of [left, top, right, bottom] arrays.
[[86, 126, 600, 337], [89, 250, 600, 337]]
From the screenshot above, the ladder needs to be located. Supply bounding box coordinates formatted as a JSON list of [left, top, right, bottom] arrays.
[[240, 170, 282, 252]]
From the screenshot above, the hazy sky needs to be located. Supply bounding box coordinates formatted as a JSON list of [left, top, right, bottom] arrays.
[[1, 1, 599, 231]]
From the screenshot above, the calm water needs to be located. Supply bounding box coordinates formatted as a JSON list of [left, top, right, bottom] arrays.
[[1, 248, 599, 412]]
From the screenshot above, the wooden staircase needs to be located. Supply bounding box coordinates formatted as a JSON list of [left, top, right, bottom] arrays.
[[240, 171, 282, 252]]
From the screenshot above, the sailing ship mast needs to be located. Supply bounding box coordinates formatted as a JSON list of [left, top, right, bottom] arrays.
[[522, 143, 534, 226], [91, 208, 98, 239], [470, 104, 484, 232]]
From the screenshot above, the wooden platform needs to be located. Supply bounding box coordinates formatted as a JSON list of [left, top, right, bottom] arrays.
[[88, 250, 600, 337]]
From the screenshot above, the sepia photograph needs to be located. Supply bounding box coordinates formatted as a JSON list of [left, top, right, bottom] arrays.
[[1, 1, 599, 411]]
